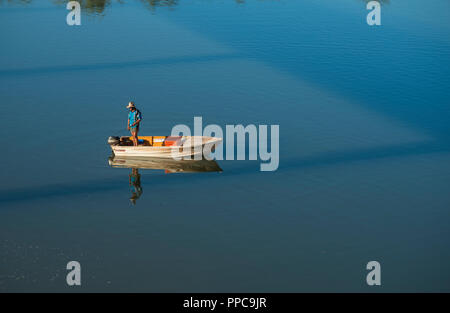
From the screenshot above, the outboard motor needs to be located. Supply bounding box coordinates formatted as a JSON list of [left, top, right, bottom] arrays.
[[108, 136, 120, 146]]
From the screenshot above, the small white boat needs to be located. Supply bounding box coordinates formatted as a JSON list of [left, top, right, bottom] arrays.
[[107, 135, 222, 159]]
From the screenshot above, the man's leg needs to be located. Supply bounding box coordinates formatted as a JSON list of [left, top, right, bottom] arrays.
[[132, 129, 138, 146], [135, 127, 140, 146], [130, 129, 136, 146]]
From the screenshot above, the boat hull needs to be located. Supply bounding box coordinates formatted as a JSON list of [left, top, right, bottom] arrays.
[[109, 136, 222, 159]]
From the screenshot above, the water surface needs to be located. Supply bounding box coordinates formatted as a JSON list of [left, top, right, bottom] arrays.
[[0, 0, 449, 292]]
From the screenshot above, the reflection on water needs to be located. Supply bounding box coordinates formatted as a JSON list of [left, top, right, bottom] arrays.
[[129, 168, 143, 205], [55, 0, 115, 14], [0, 0, 180, 13], [108, 155, 222, 173], [0, 0, 391, 14], [109, 155, 222, 204]]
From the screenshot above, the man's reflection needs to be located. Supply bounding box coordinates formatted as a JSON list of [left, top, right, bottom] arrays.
[[129, 168, 143, 205], [109, 156, 222, 203]]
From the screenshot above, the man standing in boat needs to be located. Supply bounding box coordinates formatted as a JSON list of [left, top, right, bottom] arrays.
[[126, 101, 142, 146]]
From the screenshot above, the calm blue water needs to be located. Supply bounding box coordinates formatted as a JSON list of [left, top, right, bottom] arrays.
[[0, 0, 449, 292]]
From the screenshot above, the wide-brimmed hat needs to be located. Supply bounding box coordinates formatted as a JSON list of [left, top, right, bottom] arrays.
[[126, 102, 135, 109]]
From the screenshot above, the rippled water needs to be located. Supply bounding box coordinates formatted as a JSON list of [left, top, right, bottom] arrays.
[[0, 0, 449, 292]]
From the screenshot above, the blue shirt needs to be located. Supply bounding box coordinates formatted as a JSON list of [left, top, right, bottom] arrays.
[[128, 110, 142, 128]]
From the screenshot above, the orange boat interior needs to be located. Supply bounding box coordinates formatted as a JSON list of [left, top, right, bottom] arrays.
[[119, 136, 182, 147]]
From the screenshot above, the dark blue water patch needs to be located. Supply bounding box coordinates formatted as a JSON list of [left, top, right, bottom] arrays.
[[0, 53, 242, 77]]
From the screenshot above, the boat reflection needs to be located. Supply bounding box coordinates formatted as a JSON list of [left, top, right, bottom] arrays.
[[108, 155, 222, 173], [108, 156, 222, 205]]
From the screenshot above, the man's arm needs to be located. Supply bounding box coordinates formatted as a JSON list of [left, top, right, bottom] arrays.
[[131, 118, 141, 127], [127, 118, 130, 130], [131, 112, 141, 127]]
